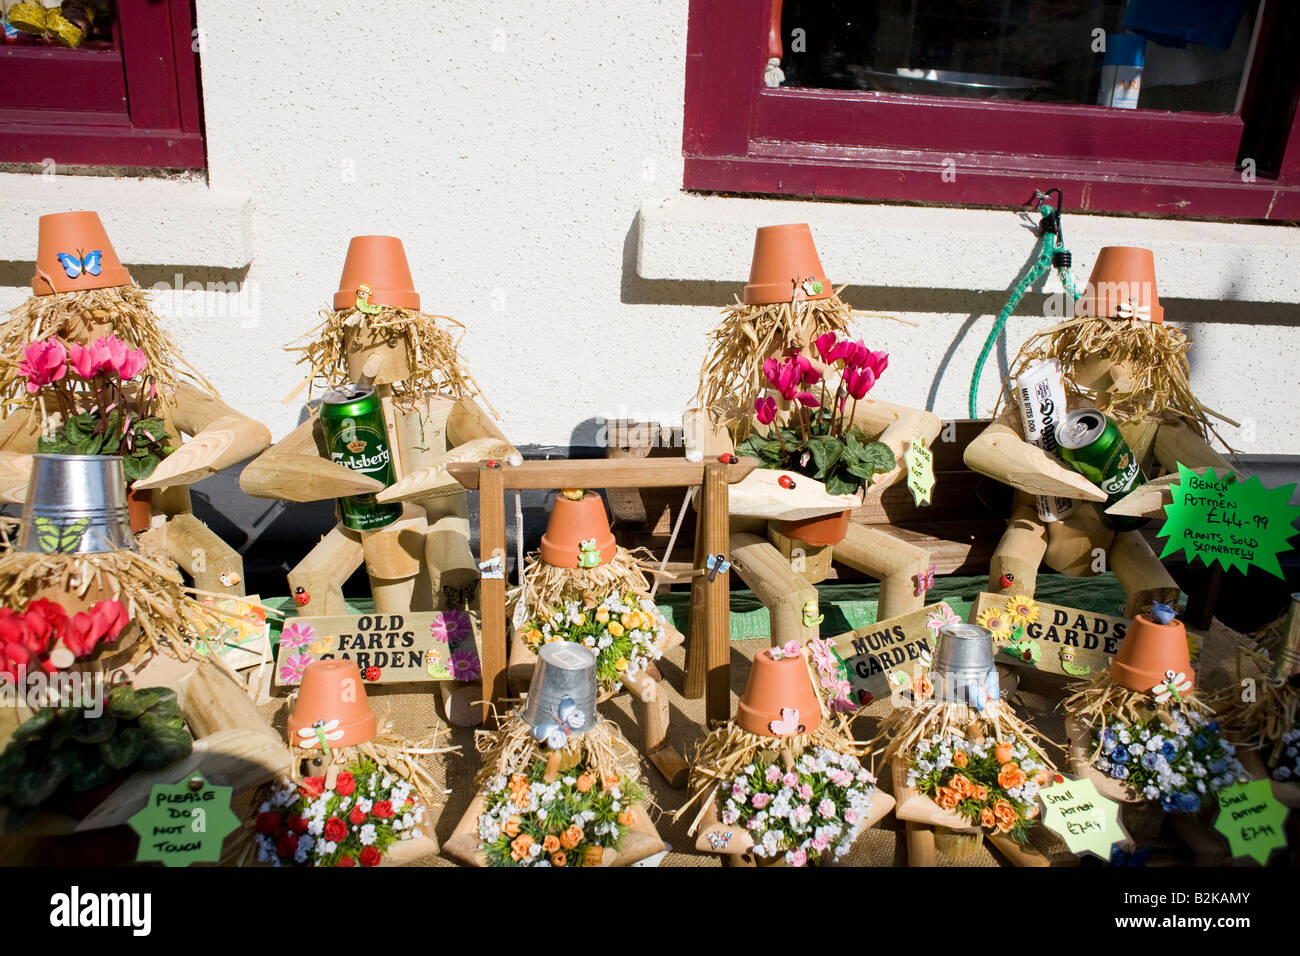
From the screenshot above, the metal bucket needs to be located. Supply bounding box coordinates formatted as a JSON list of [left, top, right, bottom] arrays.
[[18, 454, 136, 554], [932, 623, 1000, 706], [522, 641, 597, 737]]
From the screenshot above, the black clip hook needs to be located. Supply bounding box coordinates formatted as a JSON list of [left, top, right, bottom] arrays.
[[1031, 188, 1071, 269]]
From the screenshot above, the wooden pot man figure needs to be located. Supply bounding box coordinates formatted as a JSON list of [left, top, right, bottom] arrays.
[[0, 211, 271, 597], [240, 236, 515, 723], [964, 246, 1235, 619], [687, 224, 940, 646]]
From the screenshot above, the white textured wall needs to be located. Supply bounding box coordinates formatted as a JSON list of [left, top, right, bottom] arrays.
[[1, 0, 1298, 456]]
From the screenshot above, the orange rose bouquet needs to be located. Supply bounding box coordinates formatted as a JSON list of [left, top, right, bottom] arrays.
[[906, 733, 1048, 842], [477, 756, 646, 867]]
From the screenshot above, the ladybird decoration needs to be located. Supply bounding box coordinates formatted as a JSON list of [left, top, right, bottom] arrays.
[[294, 586, 310, 607], [857, 689, 873, 706], [998, 572, 1015, 590], [364, 666, 381, 681], [718, 453, 738, 464], [778, 475, 795, 489]]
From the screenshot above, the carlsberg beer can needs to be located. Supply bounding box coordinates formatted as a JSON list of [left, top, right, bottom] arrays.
[[1013, 359, 1074, 523], [1054, 408, 1147, 532], [319, 385, 402, 531]]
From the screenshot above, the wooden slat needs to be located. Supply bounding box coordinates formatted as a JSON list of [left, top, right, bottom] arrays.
[[447, 457, 758, 490], [478, 463, 508, 726], [700, 462, 732, 726]]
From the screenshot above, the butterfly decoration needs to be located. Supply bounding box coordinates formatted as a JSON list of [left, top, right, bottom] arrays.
[[297, 718, 343, 755], [442, 581, 479, 610], [913, 564, 936, 597], [705, 553, 732, 582], [32, 516, 91, 554], [768, 707, 804, 736], [478, 555, 504, 579], [531, 694, 585, 750], [1116, 299, 1151, 321], [705, 830, 732, 851], [577, 538, 602, 569], [1151, 669, 1191, 704], [56, 249, 102, 280], [354, 283, 382, 315]]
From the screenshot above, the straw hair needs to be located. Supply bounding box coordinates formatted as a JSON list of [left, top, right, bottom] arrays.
[[0, 285, 216, 407], [511, 546, 654, 620], [1002, 314, 1235, 442], [289, 305, 489, 408], [870, 697, 1057, 768], [472, 711, 645, 794], [0, 546, 236, 661], [1209, 645, 1298, 769], [693, 290, 857, 439], [1063, 670, 1211, 759], [677, 714, 863, 831]]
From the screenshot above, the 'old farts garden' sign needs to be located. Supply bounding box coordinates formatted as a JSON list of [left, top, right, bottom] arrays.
[[967, 592, 1141, 678], [274, 610, 481, 686], [827, 603, 957, 704]]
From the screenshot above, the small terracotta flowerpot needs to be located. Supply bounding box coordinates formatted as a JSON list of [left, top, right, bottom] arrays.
[[32, 211, 132, 295], [777, 508, 851, 547], [1109, 613, 1192, 694], [735, 649, 822, 737], [538, 492, 617, 569], [286, 659, 378, 748], [332, 235, 421, 312], [743, 223, 832, 305], [127, 484, 152, 534], [1080, 246, 1163, 324]]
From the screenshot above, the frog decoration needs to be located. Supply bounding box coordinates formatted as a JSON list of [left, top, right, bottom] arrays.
[[577, 538, 602, 569]]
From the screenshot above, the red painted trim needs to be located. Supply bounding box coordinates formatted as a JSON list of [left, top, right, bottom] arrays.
[[0, 0, 205, 169], [684, 0, 1300, 220]]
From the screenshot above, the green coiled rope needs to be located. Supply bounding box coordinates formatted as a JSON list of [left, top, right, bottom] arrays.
[[967, 203, 1080, 418]]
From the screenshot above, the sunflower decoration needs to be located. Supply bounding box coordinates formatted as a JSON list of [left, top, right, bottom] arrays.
[[1004, 594, 1039, 628], [977, 606, 1014, 642]]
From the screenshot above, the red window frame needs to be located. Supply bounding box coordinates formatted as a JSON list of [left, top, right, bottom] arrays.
[[683, 0, 1300, 220], [0, 0, 205, 169]]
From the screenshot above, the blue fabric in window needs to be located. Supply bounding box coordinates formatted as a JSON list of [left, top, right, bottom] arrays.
[[1122, 0, 1246, 50]]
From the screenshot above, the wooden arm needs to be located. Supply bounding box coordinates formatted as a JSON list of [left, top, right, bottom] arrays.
[[377, 436, 520, 503], [963, 411, 1107, 503], [133, 383, 272, 490], [447, 397, 508, 447], [1107, 422, 1236, 519], [238, 413, 384, 501], [0, 452, 34, 504], [861, 401, 943, 495]]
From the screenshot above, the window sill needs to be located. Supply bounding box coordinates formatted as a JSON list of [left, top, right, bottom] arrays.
[[636, 194, 1300, 304], [0, 172, 253, 269]]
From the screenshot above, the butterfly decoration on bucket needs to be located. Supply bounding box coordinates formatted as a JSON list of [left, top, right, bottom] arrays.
[[56, 249, 102, 280], [532, 694, 585, 750], [297, 718, 344, 756], [1116, 299, 1152, 321], [768, 707, 804, 736], [32, 516, 91, 554], [1151, 669, 1191, 705], [354, 283, 382, 315], [913, 564, 936, 597], [705, 553, 732, 582]]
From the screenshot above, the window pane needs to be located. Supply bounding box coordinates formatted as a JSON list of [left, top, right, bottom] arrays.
[[778, 0, 1260, 114], [3, 1, 117, 50]]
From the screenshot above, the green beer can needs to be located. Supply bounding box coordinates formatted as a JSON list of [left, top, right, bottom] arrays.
[[1054, 408, 1147, 532], [319, 384, 402, 531]]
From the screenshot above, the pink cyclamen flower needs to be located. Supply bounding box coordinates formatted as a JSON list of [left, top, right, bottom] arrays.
[[795, 353, 820, 385], [814, 332, 840, 364], [795, 391, 821, 408], [761, 358, 783, 390], [750, 792, 770, 809], [116, 347, 148, 381], [18, 339, 67, 392], [863, 349, 889, 379], [67, 340, 106, 379], [754, 395, 777, 425], [843, 366, 877, 401], [100, 335, 131, 377]]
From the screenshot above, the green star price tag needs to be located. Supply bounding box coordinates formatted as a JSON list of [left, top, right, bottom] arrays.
[[904, 437, 935, 507], [1157, 464, 1298, 578], [1038, 774, 1128, 860], [1213, 778, 1289, 865], [128, 773, 241, 867]]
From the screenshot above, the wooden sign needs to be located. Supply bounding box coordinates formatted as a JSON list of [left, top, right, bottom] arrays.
[[194, 594, 272, 670], [968, 592, 1143, 678], [826, 603, 958, 705], [274, 610, 481, 686]]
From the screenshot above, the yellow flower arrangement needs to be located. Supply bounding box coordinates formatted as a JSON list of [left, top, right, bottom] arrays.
[[1004, 594, 1039, 627], [976, 606, 1013, 641]]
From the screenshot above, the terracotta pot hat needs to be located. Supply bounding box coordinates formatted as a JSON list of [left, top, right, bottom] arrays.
[[743, 223, 833, 305], [1109, 612, 1193, 694], [287, 658, 378, 749], [538, 490, 617, 569], [735, 648, 822, 737], [32, 211, 133, 295], [1080, 245, 1163, 324], [333, 235, 421, 312]]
